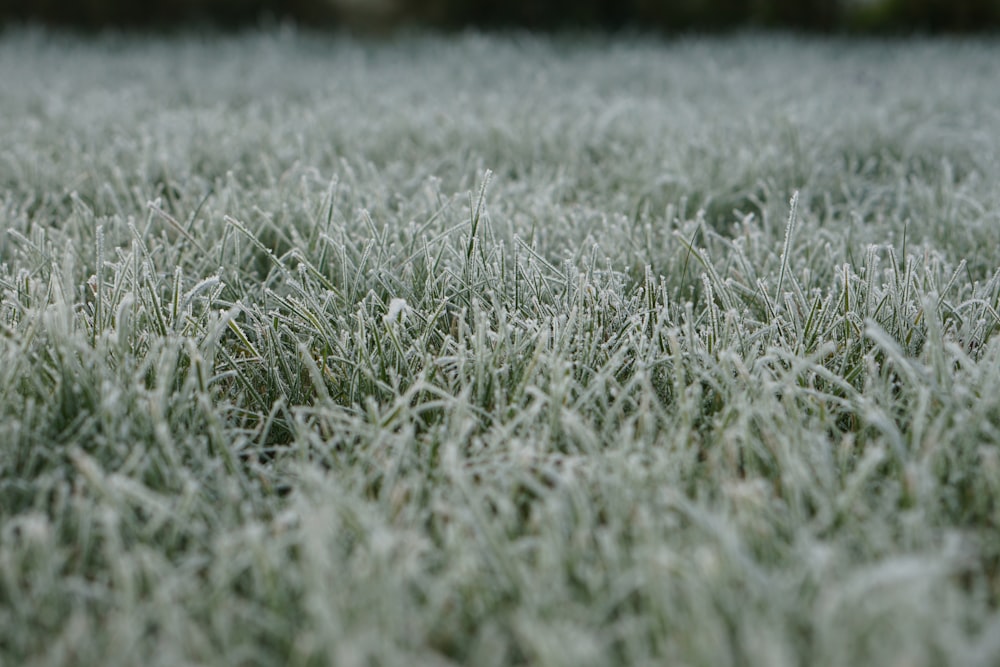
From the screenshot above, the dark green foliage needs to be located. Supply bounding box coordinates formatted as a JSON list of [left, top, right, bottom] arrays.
[[850, 0, 1000, 32], [1, 0, 999, 31], [0, 0, 334, 29]]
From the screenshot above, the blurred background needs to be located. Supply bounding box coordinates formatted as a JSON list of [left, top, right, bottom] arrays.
[[0, 0, 998, 32]]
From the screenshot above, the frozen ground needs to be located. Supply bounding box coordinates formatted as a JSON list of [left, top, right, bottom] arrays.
[[2, 29, 1000, 666]]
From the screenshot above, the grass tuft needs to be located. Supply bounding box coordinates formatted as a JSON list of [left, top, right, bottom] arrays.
[[2, 29, 1000, 666]]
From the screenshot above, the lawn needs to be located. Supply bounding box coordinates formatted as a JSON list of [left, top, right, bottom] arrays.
[[2, 28, 1000, 666]]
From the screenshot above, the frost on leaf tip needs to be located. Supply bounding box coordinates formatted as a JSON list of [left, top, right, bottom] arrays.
[[385, 298, 409, 324]]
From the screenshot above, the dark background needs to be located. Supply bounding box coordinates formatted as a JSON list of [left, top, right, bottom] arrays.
[[1, 0, 998, 32]]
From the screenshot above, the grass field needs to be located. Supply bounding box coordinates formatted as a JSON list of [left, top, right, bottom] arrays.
[[2, 28, 1000, 666]]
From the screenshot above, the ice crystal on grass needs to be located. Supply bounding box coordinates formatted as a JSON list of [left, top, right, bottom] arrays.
[[1, 29, 1000, 667]]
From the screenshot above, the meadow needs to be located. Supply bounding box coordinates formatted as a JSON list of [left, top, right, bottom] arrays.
[[1, 29, 1000, 666]]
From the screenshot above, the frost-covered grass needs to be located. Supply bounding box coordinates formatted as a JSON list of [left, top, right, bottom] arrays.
[[2, 28, 1000, 666]]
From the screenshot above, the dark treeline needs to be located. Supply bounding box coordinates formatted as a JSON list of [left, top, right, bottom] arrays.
[[1, 0, 999, 32]]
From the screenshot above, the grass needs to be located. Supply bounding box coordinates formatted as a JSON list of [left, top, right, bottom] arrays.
[[2, 27, 1000, 666]]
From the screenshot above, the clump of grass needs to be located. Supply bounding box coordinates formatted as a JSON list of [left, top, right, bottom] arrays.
[[2, 29, 1000, 667]]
